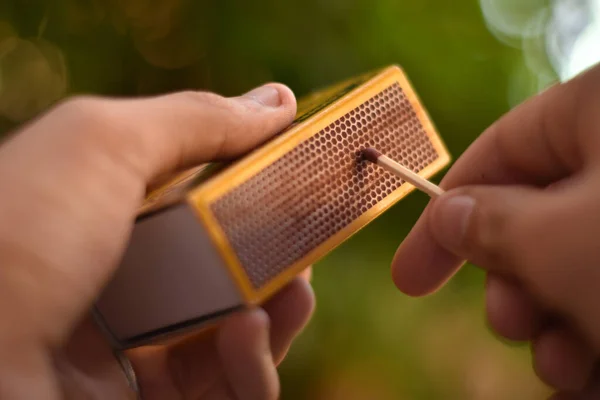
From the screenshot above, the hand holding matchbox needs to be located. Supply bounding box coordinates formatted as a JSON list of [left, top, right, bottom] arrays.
[[94, 66, 451, 349]]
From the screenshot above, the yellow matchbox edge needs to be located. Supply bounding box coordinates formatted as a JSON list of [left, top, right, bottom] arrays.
[[190, 67, 392, 202], [188, 197, 258, 303], [187, 65, 451, 306]]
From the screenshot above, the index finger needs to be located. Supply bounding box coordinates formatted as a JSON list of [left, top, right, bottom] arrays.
[[392, 64, 600, 296]]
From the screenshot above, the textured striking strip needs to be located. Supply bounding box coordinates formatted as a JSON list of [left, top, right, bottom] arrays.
[[210, 83, 439, 289]]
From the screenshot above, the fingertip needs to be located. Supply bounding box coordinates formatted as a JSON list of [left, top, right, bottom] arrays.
[[264, 277, 316, 364], [533, 328, 595, 392], [293, 276, 316, 319], [219, 308, 271, 352], [266, 83, 296, 105], [273, 277, 316, 329], [485, 274, 540, 341], [263, 82, 297, 119], [391, 219, 465, 297], [218, 308, 280, 400], [299, 266, 313, 282]]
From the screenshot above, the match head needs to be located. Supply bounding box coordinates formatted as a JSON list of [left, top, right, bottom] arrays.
[[361, 148, 382, 163]]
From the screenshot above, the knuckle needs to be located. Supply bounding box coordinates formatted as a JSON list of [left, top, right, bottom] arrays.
[[178, 90, 234, 111], [469, 199, 510, 266], [57, 96, 108, 127], [54, 96, 116, 147], [510, 240, 545, 286], [54, 96, 145, 176], [466, 191, 525, 270], [177, 90, 262, 116], [477, 204, 557, 301], [516, 219, 570, 305], [515, 226, 547, 271]]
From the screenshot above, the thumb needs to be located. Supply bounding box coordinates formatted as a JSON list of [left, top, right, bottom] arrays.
[[428, 182, 600, 348], [3, 83, 298, 186], [426, 185, 543, 275]]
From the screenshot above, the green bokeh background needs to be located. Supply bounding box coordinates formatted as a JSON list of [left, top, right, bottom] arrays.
[[0, 1, 558, 398]]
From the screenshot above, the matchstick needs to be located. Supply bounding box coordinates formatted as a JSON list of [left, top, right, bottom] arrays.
[[362, 148, 445, 198]]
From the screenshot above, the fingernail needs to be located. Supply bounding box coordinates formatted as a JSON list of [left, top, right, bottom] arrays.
[[431, 194, 475, 250], [243, 85, 282, 108]]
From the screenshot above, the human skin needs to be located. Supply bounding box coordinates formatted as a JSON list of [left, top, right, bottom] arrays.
[[393, 63, 600, 398], [0, 84, 314, 399], [7, 61, 600, 400]]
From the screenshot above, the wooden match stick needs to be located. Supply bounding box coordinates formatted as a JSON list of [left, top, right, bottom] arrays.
[[362, 148, 445, 198]]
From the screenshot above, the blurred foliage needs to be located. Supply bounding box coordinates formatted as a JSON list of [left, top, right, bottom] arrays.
[[0, 0, 560, 398]]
